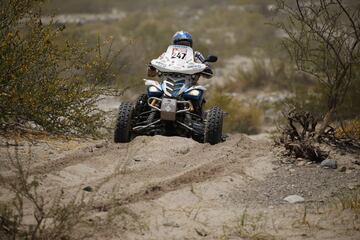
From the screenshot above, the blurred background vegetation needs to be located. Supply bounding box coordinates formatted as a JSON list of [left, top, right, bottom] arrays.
[[1, 0, 359, 136], [42, 0, 285, 134]]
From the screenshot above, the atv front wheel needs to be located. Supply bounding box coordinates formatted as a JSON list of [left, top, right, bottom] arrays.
[[114, 102, 134, 143], [204, 106, 224, 145]]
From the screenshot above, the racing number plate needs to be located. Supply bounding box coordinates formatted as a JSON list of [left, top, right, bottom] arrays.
[[171, 47, 187, 60], [161, 98, 177, 121]]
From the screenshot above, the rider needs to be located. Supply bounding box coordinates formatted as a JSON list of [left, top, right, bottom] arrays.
[[147, 31, 213, 79]]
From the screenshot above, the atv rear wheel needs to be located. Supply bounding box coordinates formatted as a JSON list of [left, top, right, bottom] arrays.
[[114, 102, 134, 143], [204, 106, 224, 145]]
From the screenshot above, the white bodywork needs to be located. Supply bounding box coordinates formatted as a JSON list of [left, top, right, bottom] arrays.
[[151, 45, 207, 75], [144, 79, 162, 91]]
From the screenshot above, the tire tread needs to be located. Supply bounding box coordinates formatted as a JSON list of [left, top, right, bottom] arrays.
[[114, 102, 133, 143], [204, 106, 224, 145]]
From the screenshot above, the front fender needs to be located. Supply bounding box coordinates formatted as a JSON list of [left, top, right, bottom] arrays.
[[183, 86, 205, 101], [185, 85, 206, 93], [144, 79, 163, 97]]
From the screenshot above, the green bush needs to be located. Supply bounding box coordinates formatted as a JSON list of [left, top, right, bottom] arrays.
[[0, 0, 122, 136], [206, 91, 263, 134]]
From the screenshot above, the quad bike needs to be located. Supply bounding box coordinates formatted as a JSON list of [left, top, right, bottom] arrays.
[[114, 45, 225, 144]]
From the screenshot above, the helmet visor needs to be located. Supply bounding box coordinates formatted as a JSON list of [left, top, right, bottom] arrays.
[[174, 40, 192, 47]]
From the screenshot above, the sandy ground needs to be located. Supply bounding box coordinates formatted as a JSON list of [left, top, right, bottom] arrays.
[[1, 133, 359, 240], [0, 51, 358, 239]]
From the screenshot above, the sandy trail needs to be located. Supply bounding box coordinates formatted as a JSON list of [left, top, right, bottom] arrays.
[[1, 134, 359, 240], [34, 134, 267, 207]]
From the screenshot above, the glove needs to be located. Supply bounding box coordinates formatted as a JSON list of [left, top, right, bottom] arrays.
[[202, 67, 213, 79], [147, 64, 157, 77]]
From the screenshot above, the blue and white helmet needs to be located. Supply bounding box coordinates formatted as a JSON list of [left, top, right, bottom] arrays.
[[172, 31, 193, 47]]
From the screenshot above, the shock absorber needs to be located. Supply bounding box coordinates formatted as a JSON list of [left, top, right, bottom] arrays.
[[146, 98, 157, 123]]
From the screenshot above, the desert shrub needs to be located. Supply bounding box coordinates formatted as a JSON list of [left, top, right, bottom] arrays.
[[275, 109, 329, 162], [276, 0, 360, 137], [0, 0, 124, 136], [206, 91, 263, 134]]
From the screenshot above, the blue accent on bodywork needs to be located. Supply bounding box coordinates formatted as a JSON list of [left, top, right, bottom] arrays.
[[171, 80, 186, 97]]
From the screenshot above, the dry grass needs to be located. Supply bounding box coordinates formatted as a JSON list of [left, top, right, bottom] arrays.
[[223, 57, 296, 93], [336, 119, 360, 141], [220, 209, 277, 240], [220, 192, 360, 240], [0, 140, 142, 239], [0, 143, 89, 239], [206, 91, 263, 134], [336, 190, 360, 212]]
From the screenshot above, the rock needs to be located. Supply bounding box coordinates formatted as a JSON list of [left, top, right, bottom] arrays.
[[339, 166, 346, 172], [297, 161, 306, 166], [289, 168, 295, 173], [95, 143, 104, 148], [195, 227, 208, 237], [177, 146, 190, 155], [83, 186, 93, 192], [283, 195, 305, 203], [320, 159, 337, 169]]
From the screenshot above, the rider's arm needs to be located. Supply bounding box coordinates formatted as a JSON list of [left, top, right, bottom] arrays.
[[202, 67, 213, 79], [147, 53, 165, 77], [195, 51, 213, 79], [194, 51, 206, 64], [147, 64, 157, 77]]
